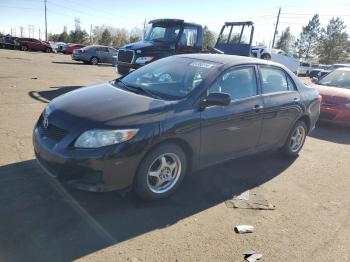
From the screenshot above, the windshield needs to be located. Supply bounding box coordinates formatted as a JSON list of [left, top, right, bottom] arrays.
[[145, 24, 181, 42], [118, 57, 221, 100], [318, 70, 350, 89]]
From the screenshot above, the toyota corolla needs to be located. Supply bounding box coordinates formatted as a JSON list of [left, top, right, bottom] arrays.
[[33, 54, 320, 200]]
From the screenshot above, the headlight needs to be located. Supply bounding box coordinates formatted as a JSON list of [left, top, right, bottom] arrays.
[[135, 56, 154, 64], [74, 129, 139, 148], [345, 102, 350, 109]]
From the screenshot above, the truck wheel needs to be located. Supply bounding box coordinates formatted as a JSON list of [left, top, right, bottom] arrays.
[[90, 56, 99, 65], [117, 65, 130, 75], [261, 53, 271, 60], [21, 45, 28, 51]]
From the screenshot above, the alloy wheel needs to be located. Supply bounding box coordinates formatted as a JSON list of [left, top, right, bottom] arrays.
[[289, 125, 306, 153], [146, 153, 182, 194]]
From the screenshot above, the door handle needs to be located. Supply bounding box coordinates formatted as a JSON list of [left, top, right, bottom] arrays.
[[252, 105, 263, 112]]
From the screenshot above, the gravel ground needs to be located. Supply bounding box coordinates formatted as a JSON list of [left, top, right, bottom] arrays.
[[0, 49, 349, 262]]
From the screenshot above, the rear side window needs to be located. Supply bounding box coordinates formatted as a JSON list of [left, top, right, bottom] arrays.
[[260, 66, 295, 93], [209, 66, 257, 100], [179, 26, 198, 47]]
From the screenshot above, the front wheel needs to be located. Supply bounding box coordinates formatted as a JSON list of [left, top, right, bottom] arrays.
[[281, 120, 307, 157], [134, 143, 187, 200], [45, 47, 51, 53], [21, 45, 28, 51]]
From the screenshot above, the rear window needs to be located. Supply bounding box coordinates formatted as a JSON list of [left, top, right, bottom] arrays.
[[260, 66, 296, 93]]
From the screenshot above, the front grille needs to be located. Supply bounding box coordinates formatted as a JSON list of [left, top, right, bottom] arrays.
[[38, 120, 68, 142], [117, 49, 134, 63]]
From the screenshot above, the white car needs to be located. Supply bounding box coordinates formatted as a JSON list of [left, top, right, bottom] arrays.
[[252, 47, 300, 74], [297, 62, 312, 76]]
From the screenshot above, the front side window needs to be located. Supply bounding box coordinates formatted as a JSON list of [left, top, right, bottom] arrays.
[[209, 67, 257, 100], [119, 57, 221, 100], [145, 24, 181, 42], [260, 67, 292, 94]]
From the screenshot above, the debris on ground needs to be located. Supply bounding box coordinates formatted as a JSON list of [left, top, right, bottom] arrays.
[[234, 225, 255, 234], [243, 250, 263, 262], [31, 77, 38, 80], [225, 188, 275, 210]]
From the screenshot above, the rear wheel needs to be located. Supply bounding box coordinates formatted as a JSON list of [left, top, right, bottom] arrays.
[[134, 143, 187, 200], [45, 47, 51, 53], [90, 56, 99, 65], [117, 65, 130, 75], [281, 120, 307, 157], [21, 45, 28, 51]]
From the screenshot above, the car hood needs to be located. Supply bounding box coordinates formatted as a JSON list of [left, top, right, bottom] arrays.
[[312, 83, 350, 104], [48, 82, 175, 129], [122, 40, 174, 52]]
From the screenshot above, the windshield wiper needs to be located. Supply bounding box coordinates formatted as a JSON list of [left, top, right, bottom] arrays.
[[115, 79, 162, 99]]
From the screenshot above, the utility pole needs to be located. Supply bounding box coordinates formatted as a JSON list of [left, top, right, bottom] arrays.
[[39, 28, 41, 40], [143, 19, 146, 40], [44, 0, 48, 41], [272, 8, 281, 48], [90, 24, 92, 44]]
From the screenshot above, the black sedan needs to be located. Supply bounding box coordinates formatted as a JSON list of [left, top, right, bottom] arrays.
[[33, 54, 320, 200]]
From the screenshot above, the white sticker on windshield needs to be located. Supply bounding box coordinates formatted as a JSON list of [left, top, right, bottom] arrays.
[[189, 62, 215, 69]]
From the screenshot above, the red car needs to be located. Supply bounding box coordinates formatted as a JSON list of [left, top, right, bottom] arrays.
[[312, 68, 350, 127], [65, 44, 86, 54], [16, 38, 52, 52]]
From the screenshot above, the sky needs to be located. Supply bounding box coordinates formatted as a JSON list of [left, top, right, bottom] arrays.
[[1, 0, 350, 46]]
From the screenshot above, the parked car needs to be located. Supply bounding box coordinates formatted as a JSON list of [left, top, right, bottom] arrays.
[[65, 44, 86, 54], [15, 38, 52, 52], [309, 65, 330, 78], [72, 45, 117, 65], [0, 35, 19, 49], [317, 63, 350, 78], [115, 19, 203, 75], [252, 48, 300, 74], [311, 68, 350, 126], [52, 42, 66, 53], [297, 62, 311, 76], [33, 54, 320, 200]]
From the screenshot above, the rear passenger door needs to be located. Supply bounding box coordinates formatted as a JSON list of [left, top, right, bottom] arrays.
[[96, 47, 109, 63], [257, 65, 302, 148]]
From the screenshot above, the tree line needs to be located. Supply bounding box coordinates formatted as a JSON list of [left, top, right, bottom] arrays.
[[47, 14, 349, 64], [275, 15, 349, 64]]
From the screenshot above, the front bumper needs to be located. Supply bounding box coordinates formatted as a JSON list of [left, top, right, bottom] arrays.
[[319, 106, 350, 127], [33, 127, 146, 192]]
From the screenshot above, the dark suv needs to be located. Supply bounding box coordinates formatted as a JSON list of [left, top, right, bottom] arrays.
[[16, 38, 52, 52], [115, 19, 203, 74]]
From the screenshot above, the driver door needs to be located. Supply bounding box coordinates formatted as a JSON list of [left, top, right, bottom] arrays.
[[176, 26, 200, 54], [200, 66, 264, 166]]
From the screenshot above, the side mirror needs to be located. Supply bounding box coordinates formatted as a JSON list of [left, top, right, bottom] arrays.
[[202, 92, 231, 108], [311, 77, 318, 84]]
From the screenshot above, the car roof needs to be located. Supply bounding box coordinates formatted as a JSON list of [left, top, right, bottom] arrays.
[[176, 53, 283, 68], [335, 67, 350, 71]]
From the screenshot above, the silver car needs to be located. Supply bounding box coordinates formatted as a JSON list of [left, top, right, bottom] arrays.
[[72, 45, 117, 65]]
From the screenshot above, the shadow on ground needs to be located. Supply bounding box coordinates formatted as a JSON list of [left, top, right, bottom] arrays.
[[310, 122, 350, 144], [0, 151, 294, 262], [28, 86, 83, 103]]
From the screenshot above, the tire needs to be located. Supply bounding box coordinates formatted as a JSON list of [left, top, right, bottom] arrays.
[[281, 120, 307, 157], [261, 53, 271, 60], [90, 56, 99, 65], [117, 65, 130, 75], [21, 45, 28, 51], [45, 47, 51, 53], [134, 143, 187, 200]]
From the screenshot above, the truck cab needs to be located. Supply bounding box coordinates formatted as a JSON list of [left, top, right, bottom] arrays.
[[115, 19, 203, 75]]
